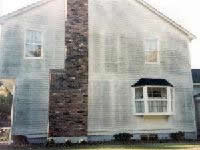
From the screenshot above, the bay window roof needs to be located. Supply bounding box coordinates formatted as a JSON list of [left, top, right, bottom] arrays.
[[131, 78, 173, 87]]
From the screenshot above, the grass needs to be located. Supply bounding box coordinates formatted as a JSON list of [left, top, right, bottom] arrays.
[[1, 143, 200, 150], [63, 143, 200, 150]]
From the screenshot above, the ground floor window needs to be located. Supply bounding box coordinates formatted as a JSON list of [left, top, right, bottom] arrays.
[[133, 86, 174, 115]]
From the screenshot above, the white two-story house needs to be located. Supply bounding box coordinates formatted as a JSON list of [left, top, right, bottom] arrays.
[[0, 0, 197, 143]]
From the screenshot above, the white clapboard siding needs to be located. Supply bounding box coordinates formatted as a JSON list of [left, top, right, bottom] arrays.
[[0, 0, 65, 138], [88, 0, 196, 135]]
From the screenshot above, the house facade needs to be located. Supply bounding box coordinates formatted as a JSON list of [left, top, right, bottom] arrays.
[[0, 0, 197, 143], [0, 0, 65, 142], [88, 0, 196, 141]]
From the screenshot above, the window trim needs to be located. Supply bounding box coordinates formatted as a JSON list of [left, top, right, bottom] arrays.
[[194, 83, 200, 86], [24, 29, 44, 60], [132, 85, 175, 116], [144, 38, 160, 65]]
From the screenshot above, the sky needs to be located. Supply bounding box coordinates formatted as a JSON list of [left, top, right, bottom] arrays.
[[1, 0, 200, 68]]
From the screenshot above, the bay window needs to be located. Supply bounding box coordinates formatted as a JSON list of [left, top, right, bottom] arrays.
[[132, 79, 174, 115]]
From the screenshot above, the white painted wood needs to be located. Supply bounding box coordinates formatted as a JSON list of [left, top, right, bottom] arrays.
[[143, 86, 148, 114], [194, 85, 200, 96], [0, 0, 65, 138], [88, 0, 196, 136], [167, 87, 171, 113]]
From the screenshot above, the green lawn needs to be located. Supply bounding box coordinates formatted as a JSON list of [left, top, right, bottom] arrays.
[[64, 143, 200, 150], [1, 143, 200, 150]]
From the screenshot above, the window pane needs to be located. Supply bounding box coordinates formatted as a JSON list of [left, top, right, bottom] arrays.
[[148, 87, 167, 99], [34, 45, 42, 57], [25, 30, 42, 58], [148, 101, 167, 113], [146, 39, 157, 51], [25, 44, 34, 57], [31, 30, 35, 43], [26, 31, 31, 43], [145, 51, 158, 63], [145, 39, 158, 63], [171, 88, 173, 112], [35, 32, 42, 44], [25, 44, 42, 57], [150, 40, 157, 50], [170, 88, 173, 100], [135, 87, 143, 99], [135, 101, 144, 113], [26, 30, 42, 44]]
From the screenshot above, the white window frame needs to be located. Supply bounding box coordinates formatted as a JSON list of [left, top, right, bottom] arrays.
[[134, 87, 145, 113], [194, 83, 200, 86], [132, 86, 175, 116], [24, 29, 43, 59], [144, 38, 160, 64]]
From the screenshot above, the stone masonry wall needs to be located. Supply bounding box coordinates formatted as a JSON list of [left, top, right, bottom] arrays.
[[49, 0, 88, 137]]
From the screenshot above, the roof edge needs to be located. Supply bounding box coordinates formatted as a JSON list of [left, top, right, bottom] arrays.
[[0, 0, 54, 24], [134, 0, 197, 41], [131, 78, 174, 87], [0, 0, 197, 41]]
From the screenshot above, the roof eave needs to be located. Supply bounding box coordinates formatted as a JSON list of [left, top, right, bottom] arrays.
[[189, 34, 197, 41], [0, 0, 54, 24], [135, 0, 197, 41]]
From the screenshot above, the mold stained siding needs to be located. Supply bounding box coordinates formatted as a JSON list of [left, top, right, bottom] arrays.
[[0, 0, 65, 138], [88, 0, 196, 136]]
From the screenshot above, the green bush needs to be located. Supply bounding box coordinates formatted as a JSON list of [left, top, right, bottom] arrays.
[[0, 92, 13, 114], [114, 133, 133, 142], [46, 138, 55, 147], [170, 131, 185, 141]]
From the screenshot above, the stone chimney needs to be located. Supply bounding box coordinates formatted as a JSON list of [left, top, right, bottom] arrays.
[[49, 0, 89, 137]]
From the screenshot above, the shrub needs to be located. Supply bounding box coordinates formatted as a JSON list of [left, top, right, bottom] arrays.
[[149, 134, 158, 141], [65, 140, 72, 147], [170, 131, 185, 141], [114, 133, 133, 142], [45, 138, 55, 147], [12, 135, 29, 146], [79, 139, 87, 145]]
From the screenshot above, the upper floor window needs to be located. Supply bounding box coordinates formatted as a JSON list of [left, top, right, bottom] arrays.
[[145, 39, 159, 64], [25, 30, 42, 59]]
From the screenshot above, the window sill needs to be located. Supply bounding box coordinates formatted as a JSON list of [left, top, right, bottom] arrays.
[[24, 57, 43, 60], [134, 112, 174, 116], [145, 62, 160, 65]]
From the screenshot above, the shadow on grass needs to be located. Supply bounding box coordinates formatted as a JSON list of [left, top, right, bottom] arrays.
[[61, 143, 200, 150]]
